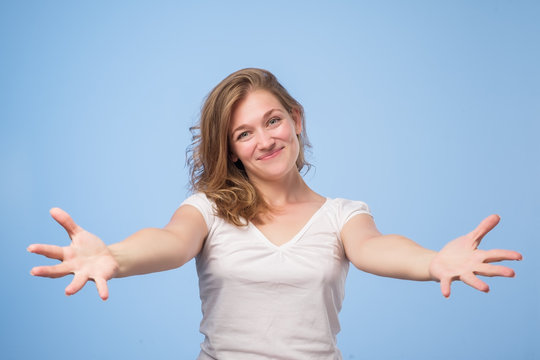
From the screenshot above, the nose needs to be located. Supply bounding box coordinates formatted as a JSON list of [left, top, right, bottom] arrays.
[[256, 130, 275, 150]]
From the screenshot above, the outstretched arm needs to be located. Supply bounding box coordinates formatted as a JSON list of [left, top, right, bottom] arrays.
[[341, 214, 522, 297], [28, 205, 207, 300], [108, 205, 207, 278]]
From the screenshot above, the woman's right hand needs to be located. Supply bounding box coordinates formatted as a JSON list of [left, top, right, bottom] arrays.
[[28, 208, 119, 300]]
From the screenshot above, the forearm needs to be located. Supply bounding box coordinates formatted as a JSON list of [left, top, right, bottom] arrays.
[[108, 228, 195, 278], [348, 234, 437, 281]]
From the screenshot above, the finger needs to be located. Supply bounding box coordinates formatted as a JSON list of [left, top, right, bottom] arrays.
[[65, 273, 89, 295], [440, 277, 451, 298], [474, 263, 515, 278], [461, 273, 489, 293], [94, 277, 109, 301], [469, 214, 500, 247], [30, 263, 71, 278], [483, 249, 523, 263], [50, 207, 83, 238], [27, 244, 64, 261]]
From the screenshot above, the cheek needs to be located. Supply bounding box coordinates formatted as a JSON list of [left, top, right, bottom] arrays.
[[230, 142, 252, 161], [284, 123, 300, 143], [228, 141, 240, 162]]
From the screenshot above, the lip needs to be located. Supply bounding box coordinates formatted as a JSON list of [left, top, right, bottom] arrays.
[[257, 147, 284, 160]]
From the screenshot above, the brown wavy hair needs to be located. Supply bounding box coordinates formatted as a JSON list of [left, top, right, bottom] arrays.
[[187, 68, 311, 226]]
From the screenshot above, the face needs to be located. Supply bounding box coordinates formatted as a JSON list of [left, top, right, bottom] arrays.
[[229, 89, 302, 183]]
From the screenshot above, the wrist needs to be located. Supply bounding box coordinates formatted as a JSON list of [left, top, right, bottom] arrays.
[[427, 250, 440, 282], [107, 243, 123, 278]]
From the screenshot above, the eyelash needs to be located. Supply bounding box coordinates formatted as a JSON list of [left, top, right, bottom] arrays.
[[235, 117, 281, 141], [237, 131, 249, 140], [268, 117, 281, 126]]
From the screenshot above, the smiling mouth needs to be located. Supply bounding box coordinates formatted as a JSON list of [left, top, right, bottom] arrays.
[[257, 147, 284, 160]]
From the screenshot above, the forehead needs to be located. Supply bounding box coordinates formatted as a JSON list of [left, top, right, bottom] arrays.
[[230, 90, 285, 126]]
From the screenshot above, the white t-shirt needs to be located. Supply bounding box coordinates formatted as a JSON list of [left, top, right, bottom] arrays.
[[182, 193, 371, 360]]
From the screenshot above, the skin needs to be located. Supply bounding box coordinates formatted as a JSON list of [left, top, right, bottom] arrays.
[[228, 89, 327, 244], [28, 89, 522, 300]]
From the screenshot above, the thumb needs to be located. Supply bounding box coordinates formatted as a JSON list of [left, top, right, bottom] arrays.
[[50, 207, 83, 238], [469, 214, 500, 248], [440, 277, 451, 298]]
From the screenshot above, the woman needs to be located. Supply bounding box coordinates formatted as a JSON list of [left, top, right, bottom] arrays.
[[28, 68, 522, 359]]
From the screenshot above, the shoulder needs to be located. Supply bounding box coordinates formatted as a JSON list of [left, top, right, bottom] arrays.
[[324, 197, 372, 230], [182, 192, 213, 206], [181, 192, 217, 230]]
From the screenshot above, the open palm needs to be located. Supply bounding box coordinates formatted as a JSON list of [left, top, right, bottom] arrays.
[[28, 208, 118, 300], [429, 214, 522, 298]]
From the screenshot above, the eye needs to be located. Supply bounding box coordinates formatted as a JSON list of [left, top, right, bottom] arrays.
[[268, 117, 281, 126], [237, 131, 249, 140]]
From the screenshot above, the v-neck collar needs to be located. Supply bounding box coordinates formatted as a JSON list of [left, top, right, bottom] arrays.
[[249, 198, 330, 249]]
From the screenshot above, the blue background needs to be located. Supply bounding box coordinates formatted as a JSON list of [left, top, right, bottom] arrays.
[[1, 1, 538, 359]]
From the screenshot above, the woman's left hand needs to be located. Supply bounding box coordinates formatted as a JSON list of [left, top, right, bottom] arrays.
[[429, 214, 522, 298]]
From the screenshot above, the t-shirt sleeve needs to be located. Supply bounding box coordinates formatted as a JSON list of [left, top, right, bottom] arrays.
[[337, 198, 372, 230], [180, 193, 216, 231]]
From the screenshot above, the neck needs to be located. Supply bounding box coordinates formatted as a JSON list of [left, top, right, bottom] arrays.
[[249, 170, 313, 207]]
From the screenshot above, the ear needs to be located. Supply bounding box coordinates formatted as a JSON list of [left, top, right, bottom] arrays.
[[291, 108, 302, 135], [229, 152, 239, 163]]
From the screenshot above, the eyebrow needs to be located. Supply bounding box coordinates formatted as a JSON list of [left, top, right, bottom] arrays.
[[230, 108, 282, 135]]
